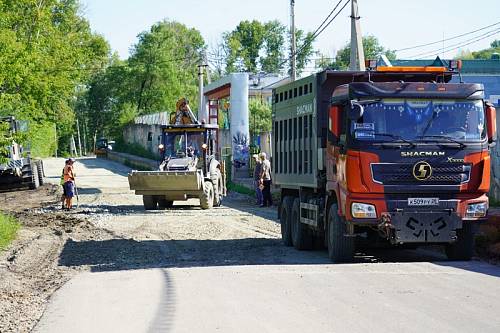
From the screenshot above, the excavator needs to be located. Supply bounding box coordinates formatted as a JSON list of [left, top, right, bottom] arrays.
[[128, 98, 226, 210]]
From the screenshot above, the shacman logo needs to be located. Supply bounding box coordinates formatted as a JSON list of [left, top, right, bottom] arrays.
[[401, 151, 445, 157], [412, 161, 433, 181]]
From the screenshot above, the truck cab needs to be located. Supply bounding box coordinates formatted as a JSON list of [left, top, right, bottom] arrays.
[[273, 62, 496, 262]]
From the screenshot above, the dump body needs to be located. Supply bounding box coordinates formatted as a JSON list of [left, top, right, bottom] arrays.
[[273, 66, 494, 261]]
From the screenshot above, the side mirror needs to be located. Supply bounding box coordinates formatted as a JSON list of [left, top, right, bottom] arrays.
[[486, 102, 497, 143], [349, 101, 364, 121]]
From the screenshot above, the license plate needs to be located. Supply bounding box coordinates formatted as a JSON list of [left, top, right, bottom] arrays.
[[408, 198, 439, 206]]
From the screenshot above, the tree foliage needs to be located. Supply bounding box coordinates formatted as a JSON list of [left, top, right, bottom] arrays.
[[222, 20, 315, 75], [0, 0, 110, 156], [80, 20, 206, 142], [319, 35, 396, 70], [249, 98, 272, 135]]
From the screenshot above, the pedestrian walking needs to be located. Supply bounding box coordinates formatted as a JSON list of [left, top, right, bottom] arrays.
[[253, 154, 263, 206], [259, 152, 273, 207], [63, 158, 76, 210]]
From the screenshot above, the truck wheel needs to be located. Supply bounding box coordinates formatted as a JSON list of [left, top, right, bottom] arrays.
[[36, 161, 44, 186], [143, 195, 157, 210], [280, 196, 293, 246], [327, 203, 354, 262], [29, 164, 40, 190], [291, 198, 313, 250], [445, 222, 477, 261], [200, 181, 214, 210], [157, 197, 173, 210]]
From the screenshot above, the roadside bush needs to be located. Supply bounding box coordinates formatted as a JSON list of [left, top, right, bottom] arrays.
[[113, 140, 158, 161], [0, 213, 20, 251], [28, 122, 57, 158]]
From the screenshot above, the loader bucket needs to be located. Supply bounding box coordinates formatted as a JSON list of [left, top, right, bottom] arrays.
[[128, 170, 203, 193]]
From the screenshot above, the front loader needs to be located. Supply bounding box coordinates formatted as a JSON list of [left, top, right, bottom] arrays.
[[128, 99, 226, 210]]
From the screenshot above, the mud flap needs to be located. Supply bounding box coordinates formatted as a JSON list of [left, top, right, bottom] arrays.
[[390, 212, 462, 244]]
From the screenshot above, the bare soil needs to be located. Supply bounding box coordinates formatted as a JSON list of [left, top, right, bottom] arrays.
[[0, 185, 114, 332]]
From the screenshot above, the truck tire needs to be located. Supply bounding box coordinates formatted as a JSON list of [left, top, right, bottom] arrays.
[[280, 196, 293, 246], [29, 164, 40, 190], [291, 198, 313, 250], [157, 197, 173, 210], [143, 195, 157, 210], [211, 170, 223, 207], [445, 222, 476, 261], [327, 203, 354, 262], [36, 161, 44, 186], [200, 181, 214, 210]]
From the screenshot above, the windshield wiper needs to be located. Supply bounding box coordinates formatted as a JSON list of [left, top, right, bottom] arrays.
[[372, 133, 416, 148], [416, 135, 467, 149]]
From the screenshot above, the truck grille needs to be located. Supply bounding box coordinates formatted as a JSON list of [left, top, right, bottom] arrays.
[[371, 163, 471, 185]]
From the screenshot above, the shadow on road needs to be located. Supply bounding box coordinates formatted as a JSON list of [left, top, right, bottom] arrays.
[[57, 237, 500, 278]]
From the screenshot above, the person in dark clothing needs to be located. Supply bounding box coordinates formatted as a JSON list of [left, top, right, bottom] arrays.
[[259, 152, 273, 207], [253, 154, 263, 205]]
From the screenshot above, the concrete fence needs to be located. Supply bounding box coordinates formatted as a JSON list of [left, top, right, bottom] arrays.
[[107, 151, 157, 171]]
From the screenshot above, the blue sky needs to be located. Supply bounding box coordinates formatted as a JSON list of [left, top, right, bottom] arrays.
[[80, 0, 500, 69]]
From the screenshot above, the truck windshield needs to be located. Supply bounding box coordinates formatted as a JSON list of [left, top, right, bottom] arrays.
[[350, 99, 485, 143], [165, 131, 205, 157]]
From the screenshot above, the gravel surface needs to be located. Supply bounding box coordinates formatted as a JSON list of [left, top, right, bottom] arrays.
[[2, 157, 500, 333], [0, 157, 291, 332]]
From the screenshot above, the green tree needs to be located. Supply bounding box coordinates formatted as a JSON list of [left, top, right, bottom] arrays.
[[321, 35, 396, 70], [222, 20, 315, 75], [128, 20, 205, 114], [0, 0, 110, 156], [224, 20, 265, 73], [249, 98, 272, 135], [469, 39, 500, 59]]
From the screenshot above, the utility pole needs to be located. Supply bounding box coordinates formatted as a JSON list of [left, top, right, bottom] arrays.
[[290, 0, 297, 81], [82, 120, 88, 156], [76, 118, 83, 157], [198, 60, 207, 123], [349, 0, 365, 71]]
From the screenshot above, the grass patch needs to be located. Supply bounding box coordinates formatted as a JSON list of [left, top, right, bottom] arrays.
[[227, 182, 255, 196], [0, 212, 20, 251]]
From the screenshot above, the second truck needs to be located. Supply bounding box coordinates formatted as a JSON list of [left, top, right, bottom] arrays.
[[273, 61, 495, 262]]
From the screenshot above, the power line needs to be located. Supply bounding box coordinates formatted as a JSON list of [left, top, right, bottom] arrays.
[[408, 28, 500, 59], [395, 21, 500, 53], [310, 0, 344, 40], [278, 0, 349, 69]]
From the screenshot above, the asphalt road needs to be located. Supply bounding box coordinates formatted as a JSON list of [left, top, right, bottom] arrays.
[[34, 157, 500, 333]]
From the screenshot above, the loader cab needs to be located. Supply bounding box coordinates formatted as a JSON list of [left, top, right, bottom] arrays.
[[160, 124, 219, 171]]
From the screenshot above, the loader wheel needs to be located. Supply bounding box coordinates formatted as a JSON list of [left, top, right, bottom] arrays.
[[280, 196, 293, 246], [36, 161, 44, 186], [445, 222, 477, 261], [29, 164, 40, 190], [212, 171, 223, 207], [291, 198, 313, 250], [200, 181, 214, 210], [143, 195, 157, 210], [327, 203, 354, 263], [157, 197, 173, 210]]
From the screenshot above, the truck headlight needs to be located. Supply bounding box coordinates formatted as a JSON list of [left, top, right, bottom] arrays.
[[466, 202, 488, 218], [351, 203, 377, 219]]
